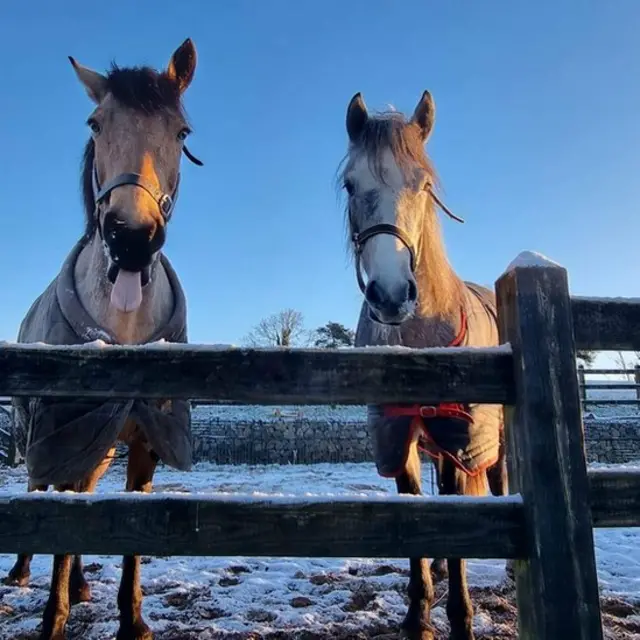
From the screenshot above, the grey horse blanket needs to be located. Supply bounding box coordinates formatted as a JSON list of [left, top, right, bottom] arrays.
[[12, 240, 192, 486], [360, 283, 503, 478]]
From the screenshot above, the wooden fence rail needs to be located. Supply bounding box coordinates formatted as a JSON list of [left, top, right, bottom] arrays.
[[0, 343, 514, 404], [0, 255, 639, 639]]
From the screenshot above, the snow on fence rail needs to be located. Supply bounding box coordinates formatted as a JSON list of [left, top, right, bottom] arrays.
[[0, 254, 640, 639]]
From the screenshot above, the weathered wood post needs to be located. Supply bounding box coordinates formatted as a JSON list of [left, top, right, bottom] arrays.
[[578, 363, 587, 406], [635, 365, 640, 401], [0, 404, 17, 468], [496, 252, 603, 640]]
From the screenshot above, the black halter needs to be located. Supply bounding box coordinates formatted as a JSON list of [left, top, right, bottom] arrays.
[[351, 186, 464, 294], [352, 224, 416, 294], [91, 145, 203, 225]]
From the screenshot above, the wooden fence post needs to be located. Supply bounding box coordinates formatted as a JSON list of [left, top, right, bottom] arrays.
[[7, 422, 17, 468], [578, 363, 587, 406], [496, 255, 603, 640], [635, 365, 640, 401]]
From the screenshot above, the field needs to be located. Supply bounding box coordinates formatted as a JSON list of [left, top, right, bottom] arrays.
[[1, 461, 639, 639]]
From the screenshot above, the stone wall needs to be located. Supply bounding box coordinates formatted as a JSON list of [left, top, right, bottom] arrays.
[[191, 416, 640, 466], [192, 418, 373, 465], [1, 410, 639, 467], [583, 418, 640, 464]]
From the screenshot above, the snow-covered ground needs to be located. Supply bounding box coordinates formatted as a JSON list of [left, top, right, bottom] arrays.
[[0, 462, 639, 639]]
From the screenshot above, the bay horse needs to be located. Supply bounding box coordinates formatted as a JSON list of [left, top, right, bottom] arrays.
[[339, 92, 508, 640], [3, 39, 202, 640]]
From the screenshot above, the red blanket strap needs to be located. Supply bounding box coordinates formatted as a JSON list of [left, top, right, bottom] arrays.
[[383, 403, 474, 423], [449, 307, 467, 347], [383, 308, 471, 423]]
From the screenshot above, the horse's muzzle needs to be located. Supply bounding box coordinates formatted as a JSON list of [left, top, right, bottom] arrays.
[[102, 210, 165, 275], [365, 279, 417, 325]]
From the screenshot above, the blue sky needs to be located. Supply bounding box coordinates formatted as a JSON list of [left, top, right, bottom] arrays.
[[2, 2, 640, 351]]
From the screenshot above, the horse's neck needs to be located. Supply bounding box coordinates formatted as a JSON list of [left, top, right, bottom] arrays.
[[74, 236, 174, 345]]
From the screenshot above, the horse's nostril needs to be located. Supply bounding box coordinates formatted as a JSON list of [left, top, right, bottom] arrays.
[[407, 279, 418, 303], [365, 281, 386, 307]]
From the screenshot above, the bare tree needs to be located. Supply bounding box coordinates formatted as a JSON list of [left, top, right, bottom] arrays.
[[614, 350, 633, 380], [244, 309, 307, 347]]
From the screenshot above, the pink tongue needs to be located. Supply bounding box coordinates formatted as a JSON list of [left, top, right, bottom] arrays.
[[110, 270, 143, 312]]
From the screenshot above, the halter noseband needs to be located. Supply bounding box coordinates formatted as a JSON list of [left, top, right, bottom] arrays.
[[91, 145, 203, 224], [351, 187, 464, 294], [352, 224, 416, 294]]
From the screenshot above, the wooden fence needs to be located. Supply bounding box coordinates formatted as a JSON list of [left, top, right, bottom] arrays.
[[0, 403, 13, 466], [578, 365, 640, 407], [1, 259, 640, 639]]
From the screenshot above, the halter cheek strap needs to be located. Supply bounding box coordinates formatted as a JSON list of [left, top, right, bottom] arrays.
[[352, 224, 417, 294], [91, 144, 203, 227]]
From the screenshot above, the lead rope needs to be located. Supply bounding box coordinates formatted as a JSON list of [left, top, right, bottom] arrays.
[[429, 186, 465, 224]]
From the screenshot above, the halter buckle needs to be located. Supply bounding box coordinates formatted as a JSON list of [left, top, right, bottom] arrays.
[[159, 194, 173, 218], [419, 406, 438, 419]]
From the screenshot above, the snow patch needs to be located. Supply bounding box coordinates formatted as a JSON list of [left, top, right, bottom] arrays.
[[503, 250, 562, 274], [573, 294, 640, 305], [0, 462, 638, 638], [0, 341, 511, 355]]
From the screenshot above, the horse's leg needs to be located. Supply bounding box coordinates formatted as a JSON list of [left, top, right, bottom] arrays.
[[3, 480, 48, 586], [397, 442, 436, 640], [116, 439, 156, 640], [486, 427, 508, 497], [40, 483, 75, 640], [429, 457, 448, 582], [69, 448, 115, 604], [441, 460, 479, 640], [486, 433, 514, 579]]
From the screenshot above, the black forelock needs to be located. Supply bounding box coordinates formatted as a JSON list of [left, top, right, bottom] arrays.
[[105, 63, 183, 115]]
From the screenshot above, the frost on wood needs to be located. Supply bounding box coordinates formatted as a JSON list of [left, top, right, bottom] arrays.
[[572, 294, 640, 305], [502, 250, 562, 275], [0, 490, 523, 507], [0, 341, 511, 356]]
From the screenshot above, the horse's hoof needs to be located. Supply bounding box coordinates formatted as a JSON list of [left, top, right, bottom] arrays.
[[69, 581, 92, 604], [448, 628, 475, 640], [38, 624, 67, 640], [2, 573, 30, 587], [401, 615, 436, 640], [3, 567, 30, 587], [400, 629, 435, 640], [116, 619, 153, 640]]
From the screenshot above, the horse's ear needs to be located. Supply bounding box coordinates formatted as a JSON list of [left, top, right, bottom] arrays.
[[411, 90, 436, 142], [167, 38, 197, 94], [68, 57, 108, 104], [346, 92, 368, 143]]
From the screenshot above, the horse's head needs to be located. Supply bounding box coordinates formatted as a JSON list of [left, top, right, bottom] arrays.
[[71, 39, 201, 312], [341, 91, 439, 325]]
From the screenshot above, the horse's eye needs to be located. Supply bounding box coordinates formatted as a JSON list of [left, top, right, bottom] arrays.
[[344, 180, 355, 196], [177, 127, 191, 142], [87, 119, 101, 135]]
